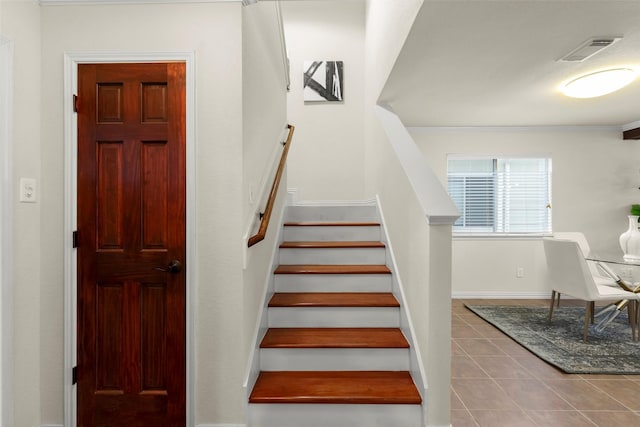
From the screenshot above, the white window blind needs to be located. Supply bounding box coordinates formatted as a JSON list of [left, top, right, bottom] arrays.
[[447, 157, 552, 234]]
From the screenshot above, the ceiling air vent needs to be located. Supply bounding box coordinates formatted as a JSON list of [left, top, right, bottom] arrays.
[[560, 37, 622, 62]]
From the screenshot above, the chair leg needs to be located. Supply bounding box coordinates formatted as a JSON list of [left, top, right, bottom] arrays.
[[629, 301, 640, 341], [630, 301, 637, 342], [637, 302, 639, 341], [637, 301, 639, 341], [556, 292, 561, 307], [548, 290, 556, 324], [583, 301, 591, 343], [590, 301, 595, 324]]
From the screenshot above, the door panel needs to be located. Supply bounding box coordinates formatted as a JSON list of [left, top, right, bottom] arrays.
[[141, 141, 169, 248], [96, 141, 124, 249], [77, 62, 186, 427]]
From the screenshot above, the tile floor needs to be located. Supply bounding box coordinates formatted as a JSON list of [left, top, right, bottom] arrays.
[[451, 299, 640, 427]]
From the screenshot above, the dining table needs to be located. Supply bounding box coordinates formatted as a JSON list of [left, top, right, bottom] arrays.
[[585, 251, 640, 338]]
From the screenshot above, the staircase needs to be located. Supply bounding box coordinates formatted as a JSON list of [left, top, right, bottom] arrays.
[[247, 204, 423, 427]]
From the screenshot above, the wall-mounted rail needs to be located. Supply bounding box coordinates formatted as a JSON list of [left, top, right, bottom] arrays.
[[248, 124, 295, 247]]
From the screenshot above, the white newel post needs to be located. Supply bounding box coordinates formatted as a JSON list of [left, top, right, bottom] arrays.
[[426, 223, 453, 427]]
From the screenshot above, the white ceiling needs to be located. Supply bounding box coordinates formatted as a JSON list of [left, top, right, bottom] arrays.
[[381, 0, 640, 128]]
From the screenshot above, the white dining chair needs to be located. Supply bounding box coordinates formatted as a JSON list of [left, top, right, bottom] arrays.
[[553, 231, 609, 307], [553, 232, 617, 280], [543, 237, 640, 342]]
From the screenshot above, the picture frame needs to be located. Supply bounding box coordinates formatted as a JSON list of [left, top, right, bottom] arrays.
[[303, 60, 344, 102]]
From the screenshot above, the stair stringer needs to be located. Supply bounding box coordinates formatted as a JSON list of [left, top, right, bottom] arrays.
[[242, 219, 286, 413], [375, 195, 428, 423]]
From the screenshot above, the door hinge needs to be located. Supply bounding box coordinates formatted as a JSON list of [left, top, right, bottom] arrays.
[[72, 366, 78, 385], [72, 230, 78, 248], [73, 94, 78, 113]]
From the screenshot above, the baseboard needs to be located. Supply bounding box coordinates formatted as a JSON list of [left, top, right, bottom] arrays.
[[42, 423, 245, 427], [452, 291, 550, 299], [196, 424, 245, 427]]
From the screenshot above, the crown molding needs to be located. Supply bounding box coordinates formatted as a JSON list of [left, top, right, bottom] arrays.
[[407, 125, 622, 133], [40, 0, 241, 5]]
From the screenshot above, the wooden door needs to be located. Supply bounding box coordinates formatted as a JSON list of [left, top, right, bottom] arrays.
[[77, 62, 186, 427]]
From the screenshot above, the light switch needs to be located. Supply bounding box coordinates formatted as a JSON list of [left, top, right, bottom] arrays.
[[19, 178, 37, 203]]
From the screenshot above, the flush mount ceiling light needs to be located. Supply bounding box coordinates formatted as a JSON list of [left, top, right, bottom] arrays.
[[561, 68, 637, 98]]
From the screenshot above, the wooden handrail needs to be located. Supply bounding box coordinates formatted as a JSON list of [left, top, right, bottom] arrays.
[[248, 124, 295, 247]]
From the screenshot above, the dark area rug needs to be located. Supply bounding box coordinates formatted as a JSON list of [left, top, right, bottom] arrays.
[[465, 304, 640, 374]]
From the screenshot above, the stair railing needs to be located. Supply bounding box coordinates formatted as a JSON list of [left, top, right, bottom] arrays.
[[248, 123, 295, 247]]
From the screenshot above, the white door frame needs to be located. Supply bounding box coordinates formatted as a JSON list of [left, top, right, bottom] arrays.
[[63, 51, 196, 427], [0, 34, 14, 427]]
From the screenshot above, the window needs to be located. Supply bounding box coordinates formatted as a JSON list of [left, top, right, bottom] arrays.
[[447, 156, 552, 235]]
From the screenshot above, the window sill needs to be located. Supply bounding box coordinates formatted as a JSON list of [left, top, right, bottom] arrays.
[[453, 233, 551, 241]]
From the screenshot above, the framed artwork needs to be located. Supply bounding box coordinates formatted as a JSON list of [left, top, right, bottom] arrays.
[[303, 61, 344, 102]]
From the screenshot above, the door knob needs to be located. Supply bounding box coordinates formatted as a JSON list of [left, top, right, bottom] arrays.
[[155, 259, 182, 274]]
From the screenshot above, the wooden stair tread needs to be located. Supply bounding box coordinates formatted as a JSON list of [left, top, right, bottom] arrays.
[[249, 371, 422, 404], [274, 264, 391, 275], [280, 241, 385, 249], [260, 328, 409, 348], [284, 221, 380, 227], [269, 292, 399, 307]]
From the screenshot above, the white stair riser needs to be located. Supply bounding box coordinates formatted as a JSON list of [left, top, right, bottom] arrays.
[[260, 348, 410, 371], [283, 225, 381, 242], [274, 274, 392, 293], [268, 307, 399, 327], [279, 247, 386, 265], [248, 403, 422, 427], [285, 205, 379, 222]]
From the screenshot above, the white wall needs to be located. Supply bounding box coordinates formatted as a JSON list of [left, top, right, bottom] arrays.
[[1, 2, 42, 426], [242, 2, 288, 231], [364, 0, 423, 104], [0, 3, 14, 422], [40, 3, 246, 425], [282, 0, 367, 202], [0, 32, 10, 427], [363, 0, 422, 198], [412, 126, 640, 296], [241, 0, 290, 392]]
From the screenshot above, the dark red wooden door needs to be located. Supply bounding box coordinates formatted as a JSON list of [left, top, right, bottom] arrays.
[[77, 62, 186, 427]]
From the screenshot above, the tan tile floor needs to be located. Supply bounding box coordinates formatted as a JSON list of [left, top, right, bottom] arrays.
[[451, 299, 640, 427]]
